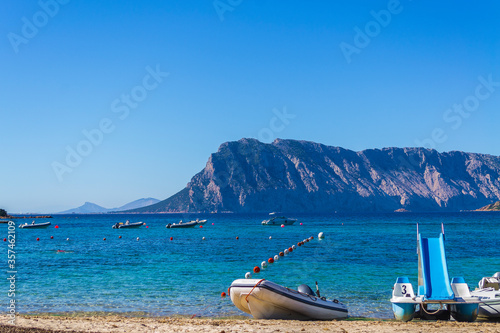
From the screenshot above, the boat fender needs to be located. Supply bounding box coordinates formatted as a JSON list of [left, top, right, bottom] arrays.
[[297, 284, 315, 296]]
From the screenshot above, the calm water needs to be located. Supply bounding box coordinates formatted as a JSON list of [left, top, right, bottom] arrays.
[[1, 212, 499, 318]]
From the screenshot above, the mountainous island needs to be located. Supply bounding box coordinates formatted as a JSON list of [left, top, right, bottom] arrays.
[[58, 198, 160, 214], [130, 138, 500, 213], [476, 201, 500, 211]]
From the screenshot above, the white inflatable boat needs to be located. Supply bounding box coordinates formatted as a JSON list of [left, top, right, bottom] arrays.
[[229, 279, 348, 320]]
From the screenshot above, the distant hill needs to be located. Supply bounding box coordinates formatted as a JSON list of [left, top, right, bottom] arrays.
[[58, 198, 160, 214], [476, 201, 500, 211], [131, 138, 500, 213]]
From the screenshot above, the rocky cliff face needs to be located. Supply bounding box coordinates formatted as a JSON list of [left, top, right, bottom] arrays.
[[136, 138, 500, 213]]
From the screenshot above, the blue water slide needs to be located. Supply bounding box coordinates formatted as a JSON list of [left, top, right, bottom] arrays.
[[418, 233, 454, 300]]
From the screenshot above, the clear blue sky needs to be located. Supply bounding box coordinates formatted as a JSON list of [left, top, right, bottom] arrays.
[[1, 1, 499, 213]]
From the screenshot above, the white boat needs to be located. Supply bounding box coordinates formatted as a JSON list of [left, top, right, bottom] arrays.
[[194, 219, 207, 225], [166, 220, 198, 228], [19, 221, 51, 229], [112, 221, 144, 229], [229, 279, 348, 320], [471, 272, 500, 319], [262, 213, 296, 226]]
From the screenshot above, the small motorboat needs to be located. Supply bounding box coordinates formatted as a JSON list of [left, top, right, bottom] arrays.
[[112, 221, 144, 229], [166, 220, 198, 228], [19, 221, 51, 229], [262, 213, 296, 226], [229, 279, 348, 320], [471, 272, 500, 319]]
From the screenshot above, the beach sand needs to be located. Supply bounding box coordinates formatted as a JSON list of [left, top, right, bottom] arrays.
[[1, 315, 499, 333]]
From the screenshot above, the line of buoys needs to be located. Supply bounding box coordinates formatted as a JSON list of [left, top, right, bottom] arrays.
[[245, 235, 315, 278]]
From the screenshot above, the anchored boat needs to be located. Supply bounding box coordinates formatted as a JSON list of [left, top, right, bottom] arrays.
[[229, 279, 348, 320], [166, 220, 198, 228], [390, 223, 479, 322], [112, 221, 144, 229], [19, 221, 51, 229], [262, 213, 296, 226]]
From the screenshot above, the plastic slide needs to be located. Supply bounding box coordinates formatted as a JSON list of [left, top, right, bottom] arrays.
[[418, 233, 454, 300]]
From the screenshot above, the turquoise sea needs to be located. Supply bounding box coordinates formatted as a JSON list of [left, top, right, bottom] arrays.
[[1, 212, 499, 319]]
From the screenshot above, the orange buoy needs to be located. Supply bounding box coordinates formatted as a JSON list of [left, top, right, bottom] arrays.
[[55, 225, 59, 229], [268, 257, 274, 264], [236, 236, 239, 240], [103, 238, 106, 241], [170, 237, 173, 241], [36, 237, 40, 241], [119, 235, 122, 239], [288, 247, 293, 252], [279, 251, 284, 256], [297, 242, 302, 246], [221, 292, 227, 298], [51, 236, 54, 239], [253, 266, 260, 273], [199, 225, 203, 228]]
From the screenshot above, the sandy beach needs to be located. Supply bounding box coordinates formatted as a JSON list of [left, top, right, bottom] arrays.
[[1, 315, 499, 333]]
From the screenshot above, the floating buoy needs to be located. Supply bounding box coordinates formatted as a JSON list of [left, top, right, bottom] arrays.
[[36, 237, 40, 241], [170, 237, 173, 241], [279, 252, 284, 257], [268, 257, 274, 264], [274, 255, 279, 261], [236, 236, 239, 240], [212, 223, 214, 225], [284, 249, 289, 255], [288, 247, 293, 252], [342, 223, 344, 226], [253, 266, 260, 273], [297, 242, 302, 246], [146, 226, 149, 229], [3, 238, 6, 242], [292, 245, 296, 250], [269, 236, 272, 240], [245, 272, 252, 279], [318, 232, 324, 239], [221, 292, 227, 298], [300, 223, 303, 225], [50, 236, 54, 239], [55, 225, 59, 229], [119, 236, 122, 239], [202, 237, 206, 240], [136, 237, 140, 241], [103, 238, 106, 241], [66, 238, 69, 241], [281, 224, 285, 228], [310, 236, 314, 240], [261, 261, 267, 269], [199, 225, 203, 228]]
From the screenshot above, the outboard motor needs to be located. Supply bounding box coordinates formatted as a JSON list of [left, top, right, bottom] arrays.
[[298, 284, 315, 296]]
